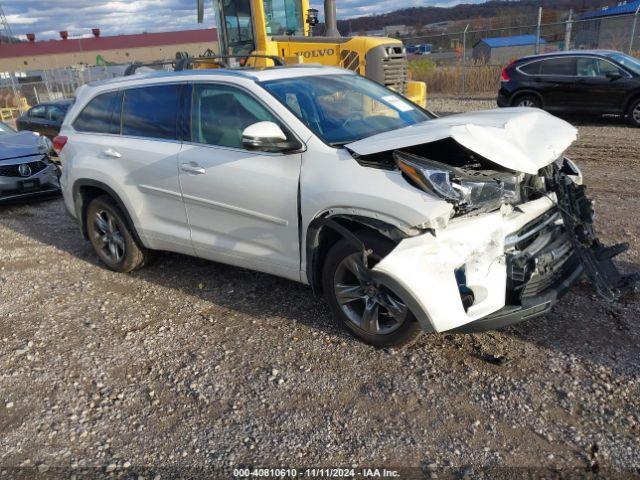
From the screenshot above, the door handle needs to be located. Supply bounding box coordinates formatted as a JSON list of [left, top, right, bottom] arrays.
[[181, 162, 206, 175], [103, 148, 122, 158]]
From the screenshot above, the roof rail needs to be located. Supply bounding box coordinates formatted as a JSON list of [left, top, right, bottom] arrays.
[[174, 53, 285, 70], [123, 60, 177, 76]]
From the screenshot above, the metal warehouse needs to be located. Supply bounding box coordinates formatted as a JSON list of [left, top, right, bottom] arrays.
[[472, 34, 547, 65]]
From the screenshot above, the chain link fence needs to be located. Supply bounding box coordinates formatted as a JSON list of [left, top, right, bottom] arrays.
[[0, 65, 127, 121], [404, 8, 640, 97]]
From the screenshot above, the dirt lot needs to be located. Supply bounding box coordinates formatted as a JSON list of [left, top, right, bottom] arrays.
[[1, 101, 639, 478]]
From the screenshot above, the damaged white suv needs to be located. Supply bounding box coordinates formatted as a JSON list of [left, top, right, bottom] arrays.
[[58, 66, 637, 347]]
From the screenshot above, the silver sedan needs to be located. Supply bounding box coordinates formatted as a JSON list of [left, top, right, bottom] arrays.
[[0, 121, 60, 203]]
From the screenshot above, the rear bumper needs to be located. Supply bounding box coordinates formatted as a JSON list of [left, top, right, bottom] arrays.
[[497, 89, 511, 108]]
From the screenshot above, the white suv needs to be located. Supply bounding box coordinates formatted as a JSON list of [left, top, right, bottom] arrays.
[[57, 65, 636, 347]]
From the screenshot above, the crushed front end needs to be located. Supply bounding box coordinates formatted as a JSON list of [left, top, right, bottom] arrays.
[[371, 156, 639, 333]]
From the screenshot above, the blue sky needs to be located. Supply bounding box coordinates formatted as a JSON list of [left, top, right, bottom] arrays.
[[2, 0, 485, 40]]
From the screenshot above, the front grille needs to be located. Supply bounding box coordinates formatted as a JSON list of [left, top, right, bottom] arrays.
[[382, 46, 408, 94], [506, 208, 578, 303], [0, 160, 48, 178]]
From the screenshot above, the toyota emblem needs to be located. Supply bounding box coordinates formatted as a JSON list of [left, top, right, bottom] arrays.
[[18, 164, 32, 177]]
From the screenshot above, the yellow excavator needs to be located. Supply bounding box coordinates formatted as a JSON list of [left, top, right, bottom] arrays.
[[194, 0, 427, 106]]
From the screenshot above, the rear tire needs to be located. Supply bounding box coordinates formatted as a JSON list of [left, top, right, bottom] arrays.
[[513, 94, 541, 109], [322, 232, 422, 348], [627, 98, 640, 127], [86, 195, 150, 273]]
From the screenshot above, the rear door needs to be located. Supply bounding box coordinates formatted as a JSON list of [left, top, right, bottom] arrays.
[[178, 82, 302, 281], [535, 57, 578, 110], [45, 104, 67, 138], [25, 105, 47, 134], [574, 56, 632, 113], [72, 84, 191, 254]]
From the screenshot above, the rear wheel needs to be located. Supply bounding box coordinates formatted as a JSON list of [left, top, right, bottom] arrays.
[[322, 232, 422, 348], [86, 195, 149, 272], [513, 94, 541, 108], [627, 98, 640, 127]]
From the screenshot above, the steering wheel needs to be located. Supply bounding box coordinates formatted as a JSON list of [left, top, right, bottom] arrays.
[[341, 112, 364, 128]]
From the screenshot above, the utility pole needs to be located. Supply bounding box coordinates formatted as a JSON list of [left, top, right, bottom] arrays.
[[461, 24, 469, 98], [564, 9, 573, 51], [535, 7, 543, 54], [630, 4, 640, 54]]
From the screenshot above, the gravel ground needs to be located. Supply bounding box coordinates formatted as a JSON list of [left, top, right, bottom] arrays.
[[1, 100, 639, 479]]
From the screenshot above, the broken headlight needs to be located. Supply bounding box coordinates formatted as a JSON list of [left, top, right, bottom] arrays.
[[394, 151, 522, 213]]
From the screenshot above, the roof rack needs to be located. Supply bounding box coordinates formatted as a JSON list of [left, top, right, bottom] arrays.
[[123, 52, 285, 76], [123, 60, 178, 76]]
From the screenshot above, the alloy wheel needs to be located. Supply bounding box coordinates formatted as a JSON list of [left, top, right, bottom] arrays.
[[333, 253, 409, 335], [518, 99, 536, 107], [93, 210, 125, 263], [633, 103, 640, 124]]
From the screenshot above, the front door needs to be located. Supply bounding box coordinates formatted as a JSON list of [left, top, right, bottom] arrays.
[[574, 56, 632, 114], [178, 83, 302, 281]]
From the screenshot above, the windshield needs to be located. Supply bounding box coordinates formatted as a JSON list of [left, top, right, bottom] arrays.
[[263, 0, 304, 35], [261, 74, 433, 145], [605, 52, 640, 75]]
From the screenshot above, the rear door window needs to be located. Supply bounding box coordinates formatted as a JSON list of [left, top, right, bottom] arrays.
[[539, 58, 576, 76], [30, 105, 46, 118], [47, 105, 66, 123], [74, 91, 122, 134], [122, 85, 181, 140]]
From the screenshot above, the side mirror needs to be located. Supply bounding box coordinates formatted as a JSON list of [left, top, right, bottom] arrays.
[[242, 121, 301, 153], [606, 71, 622, 80]]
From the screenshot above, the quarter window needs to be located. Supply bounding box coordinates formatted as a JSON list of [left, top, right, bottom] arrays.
[[190, 84, 280, 149], [519, 61, 541, 75], [74, 91, 122, 134], [122, 85, 181, 140], [539, 58, 576, 76]]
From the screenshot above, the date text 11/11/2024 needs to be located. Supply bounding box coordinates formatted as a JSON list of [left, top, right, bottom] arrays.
[[233, 468, 401, 477]]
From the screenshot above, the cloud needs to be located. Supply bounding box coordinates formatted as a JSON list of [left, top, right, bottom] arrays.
[[3, 0, 487, 39]]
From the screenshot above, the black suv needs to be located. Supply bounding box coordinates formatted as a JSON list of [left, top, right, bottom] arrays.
[[16, 99, 74, 139], [497, 50, 640, 127]]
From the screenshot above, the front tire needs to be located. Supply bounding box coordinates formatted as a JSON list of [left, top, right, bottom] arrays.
[[627, 98, 640, 127], [322, 232, 422, 348], [86, 195, 149, 272]]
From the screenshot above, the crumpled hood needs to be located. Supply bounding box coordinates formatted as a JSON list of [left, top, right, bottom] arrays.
[[346, 108, 578, 175], [0, 131, 46, 161]]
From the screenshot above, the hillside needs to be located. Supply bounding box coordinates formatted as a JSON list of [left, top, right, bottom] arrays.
[[337, 0, 613, 34]]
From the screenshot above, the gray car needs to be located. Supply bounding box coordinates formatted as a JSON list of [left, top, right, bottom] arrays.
[[0, 121, 60, 203]]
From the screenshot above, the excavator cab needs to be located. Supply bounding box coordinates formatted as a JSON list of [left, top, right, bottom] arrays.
[[198, 0, 427, 106]]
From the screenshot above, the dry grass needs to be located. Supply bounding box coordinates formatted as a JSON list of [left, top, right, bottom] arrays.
[[409, 59, 502, 97]]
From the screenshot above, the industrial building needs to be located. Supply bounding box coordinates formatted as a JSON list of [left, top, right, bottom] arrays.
[[472, 34, 547, 65], [0, 28, 218, 72], [574, 0, 640, 50]]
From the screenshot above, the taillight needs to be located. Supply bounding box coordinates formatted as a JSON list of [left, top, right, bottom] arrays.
[[53, 135, 67, 154], [501, 61, 515, 82]]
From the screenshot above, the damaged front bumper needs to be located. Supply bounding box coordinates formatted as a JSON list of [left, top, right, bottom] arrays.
[[371, 165, 638, 333]]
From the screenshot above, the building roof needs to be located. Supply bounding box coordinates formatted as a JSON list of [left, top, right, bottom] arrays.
[[477, 34, 547, 49], [0, 28, 217, 59], [579, 0, 640, 20]]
